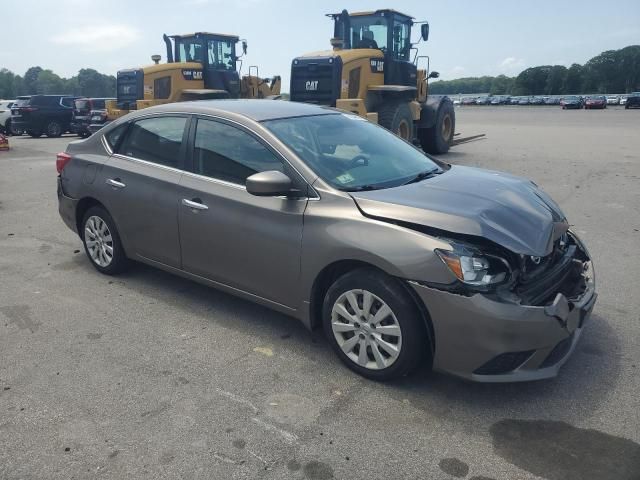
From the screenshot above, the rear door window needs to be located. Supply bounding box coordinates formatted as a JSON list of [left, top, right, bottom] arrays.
[[118, 116, 188, 168], [192, 118, 284, 185]]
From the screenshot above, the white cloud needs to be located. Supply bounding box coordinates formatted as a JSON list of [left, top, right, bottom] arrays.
[[497, 57, 525, 75], [449, 66, 466, 77], [51, 25, 139, 52]]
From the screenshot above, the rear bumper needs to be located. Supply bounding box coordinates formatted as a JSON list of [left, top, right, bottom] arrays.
[[10, 119, 29, 129], [410, 260, 596, 382], [57, 177, 79, 234]]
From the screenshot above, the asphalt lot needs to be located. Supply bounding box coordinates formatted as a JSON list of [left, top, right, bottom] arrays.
[[1, 106, 639, 480]]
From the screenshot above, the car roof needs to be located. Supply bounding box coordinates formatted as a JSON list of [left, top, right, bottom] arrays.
[[143, 99, 339, 122]]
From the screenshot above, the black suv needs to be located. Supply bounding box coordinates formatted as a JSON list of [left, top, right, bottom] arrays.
[[11, 95, 79, 138], [71, 98, 113, 138]]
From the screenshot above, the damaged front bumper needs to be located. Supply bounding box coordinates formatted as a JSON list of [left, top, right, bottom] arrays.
[[410, 247, 597, 382]]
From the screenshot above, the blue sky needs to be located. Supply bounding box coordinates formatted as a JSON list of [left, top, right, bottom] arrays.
[[2, 0, 639, 90]]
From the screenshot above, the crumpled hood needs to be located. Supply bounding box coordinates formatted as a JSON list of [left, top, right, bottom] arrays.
[[350, 165, 569, 257]]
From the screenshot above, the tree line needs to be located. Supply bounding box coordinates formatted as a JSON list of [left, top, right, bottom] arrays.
[[0, 67, 116, 99], [430, 45, 640, 96]]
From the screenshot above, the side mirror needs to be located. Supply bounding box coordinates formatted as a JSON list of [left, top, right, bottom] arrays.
[[421, 23, 429, 42], [242, 40, 248, 55], [428, 71, 439, 79], [246, 170, 293, 197]]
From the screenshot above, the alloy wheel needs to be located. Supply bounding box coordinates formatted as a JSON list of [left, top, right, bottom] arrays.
[[84, 215, 114, 267], [331, 289, 402, 370]]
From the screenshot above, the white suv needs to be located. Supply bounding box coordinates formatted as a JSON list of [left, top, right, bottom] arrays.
[[0, 100, 15, 134]]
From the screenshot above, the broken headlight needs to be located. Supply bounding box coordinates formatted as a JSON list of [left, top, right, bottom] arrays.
[[435, 246, 511, 287]]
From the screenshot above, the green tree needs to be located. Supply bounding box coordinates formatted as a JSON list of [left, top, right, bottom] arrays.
[[23, 66, 43, 94], [0, 69, 16, 98], [34, 70, 64, 94], [564, 64, 584, 94], [545, 65, 567, 95]]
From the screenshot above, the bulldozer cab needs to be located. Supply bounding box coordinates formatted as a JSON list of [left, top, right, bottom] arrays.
[[165, 32, 245, 97], [329, 10, 427, 87]]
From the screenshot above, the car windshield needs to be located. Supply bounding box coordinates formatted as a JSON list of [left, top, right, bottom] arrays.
[[263, 113, 441, 191]]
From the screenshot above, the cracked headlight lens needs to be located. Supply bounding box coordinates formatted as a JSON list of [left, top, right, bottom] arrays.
[[435, 249, 509, 286]]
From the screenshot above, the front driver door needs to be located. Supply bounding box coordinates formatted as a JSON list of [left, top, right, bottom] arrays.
[[178, 117, 307, 308]]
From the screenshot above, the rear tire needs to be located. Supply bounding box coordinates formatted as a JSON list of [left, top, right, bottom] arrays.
[[420, 99, 455, 154], [377, 101, 414, 142], [322, 268, 430, 381], [81, 206, 129, 275], [4, 119, 11, 135], [45, 121, 63, 138]]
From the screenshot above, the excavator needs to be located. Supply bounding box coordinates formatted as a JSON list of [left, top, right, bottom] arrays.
[[94, 32, 281, 131], [290, 9, 455, 154]]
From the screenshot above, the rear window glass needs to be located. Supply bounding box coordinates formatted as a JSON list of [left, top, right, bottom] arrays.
[[61, 97, 75, 108], [75, 100, 90, 110], [92, 99, 106, 109], [15, 98, 31, 107]]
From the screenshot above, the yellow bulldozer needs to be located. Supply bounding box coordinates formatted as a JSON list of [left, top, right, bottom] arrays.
[[290, 9, 454, 154], [102, 32, 281, 125]]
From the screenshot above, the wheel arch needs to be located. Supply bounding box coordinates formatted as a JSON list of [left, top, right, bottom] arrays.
[[308, 259, 435, 353], [75, 197, 107, 237]]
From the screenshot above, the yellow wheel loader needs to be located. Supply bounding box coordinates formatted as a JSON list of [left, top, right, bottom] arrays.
[[290, 9, 454, 154], [99, 32, 281, 129]]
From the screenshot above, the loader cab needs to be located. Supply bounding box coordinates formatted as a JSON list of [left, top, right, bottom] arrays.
[[168, 32, 243, 97], [330, 9, 422, 88]]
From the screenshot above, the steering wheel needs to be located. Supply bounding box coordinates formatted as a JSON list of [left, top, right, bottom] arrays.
[[348, 154, 369, 170]]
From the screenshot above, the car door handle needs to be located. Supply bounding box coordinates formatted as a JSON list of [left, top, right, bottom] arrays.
[[106, 178, 126, 189], [182, 198, 208, 211]]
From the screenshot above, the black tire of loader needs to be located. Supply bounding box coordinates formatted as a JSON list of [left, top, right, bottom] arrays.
[[377, 102, 414, 142], [420, 100, 455, 154]]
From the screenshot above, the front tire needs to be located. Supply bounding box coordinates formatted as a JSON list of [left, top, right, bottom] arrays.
[[322, 268, 429, 381], [81, 206, 129, 275], [27, 129, 42, 138], [377, 101, 414, 142], [420, 100, 455, 154]]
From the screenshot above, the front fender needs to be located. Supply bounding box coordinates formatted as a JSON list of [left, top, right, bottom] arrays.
[[299, 189, 455, 314]]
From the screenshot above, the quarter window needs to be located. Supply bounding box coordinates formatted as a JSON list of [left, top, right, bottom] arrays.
[[118, 116, 187, 168], [193, 119, 283, 185], [104, 123, 128, 151]]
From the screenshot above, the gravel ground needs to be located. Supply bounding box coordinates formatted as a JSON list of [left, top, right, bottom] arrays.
[[1, 105, 639, 480]]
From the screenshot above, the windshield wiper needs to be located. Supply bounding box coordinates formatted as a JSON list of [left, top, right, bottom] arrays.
[[402, 168, 442, 186]]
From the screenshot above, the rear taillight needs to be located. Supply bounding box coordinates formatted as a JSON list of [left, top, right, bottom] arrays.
[[56, 152, 72, 174], [21, 107, 38, 112]]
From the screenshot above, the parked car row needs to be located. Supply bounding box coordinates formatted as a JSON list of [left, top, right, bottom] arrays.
[[455, 93, 640, 109], [3, 94, 114, 138]]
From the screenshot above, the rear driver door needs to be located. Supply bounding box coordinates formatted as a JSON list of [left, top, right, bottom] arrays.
[[103, 115, 189, 268]]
